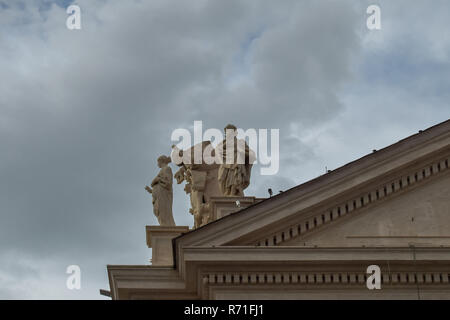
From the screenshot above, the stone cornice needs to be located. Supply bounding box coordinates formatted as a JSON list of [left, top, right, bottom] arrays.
[[107, 246, 450, 299], [182, 246, 450, 262], [202, 270, 450, 287]]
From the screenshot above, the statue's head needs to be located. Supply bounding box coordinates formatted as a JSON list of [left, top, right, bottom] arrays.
[[157, 155, 171, 168], [224, 124, 238, 139]]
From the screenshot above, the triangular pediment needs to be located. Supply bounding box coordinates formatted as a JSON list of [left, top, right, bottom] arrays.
[[174, 120, 450, 251], [280, 171, 450, 247]]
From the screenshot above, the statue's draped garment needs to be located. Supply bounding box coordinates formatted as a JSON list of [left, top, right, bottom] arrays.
[[152, 166, 175, 226], [216, 138, 253, 197]]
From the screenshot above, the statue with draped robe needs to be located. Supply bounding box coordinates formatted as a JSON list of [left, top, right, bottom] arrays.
[[145, 155, 175, 226], [216, 124, 255, 197]]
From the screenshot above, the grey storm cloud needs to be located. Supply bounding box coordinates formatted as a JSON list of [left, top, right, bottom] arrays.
[[0, 0, 449, 298]]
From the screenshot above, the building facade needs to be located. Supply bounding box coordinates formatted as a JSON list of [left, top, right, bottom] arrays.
[[107, 120, 450, 299]]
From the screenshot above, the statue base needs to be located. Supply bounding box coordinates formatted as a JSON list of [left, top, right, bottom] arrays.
[[146, 225, 190, 266], [209, 196, 262, 220]]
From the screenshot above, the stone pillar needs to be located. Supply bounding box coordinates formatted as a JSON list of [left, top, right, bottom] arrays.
[[146, 226, 190, 266]]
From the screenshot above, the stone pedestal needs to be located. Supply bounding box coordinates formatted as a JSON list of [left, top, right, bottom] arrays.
[[146, 226, 190, 266], [209, 196, 263, 220]]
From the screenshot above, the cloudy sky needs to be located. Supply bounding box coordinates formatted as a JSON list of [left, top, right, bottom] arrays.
[[0, 0, 449, 299]]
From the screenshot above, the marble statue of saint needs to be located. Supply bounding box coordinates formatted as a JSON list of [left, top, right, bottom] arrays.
[[216, 124, 255, 197], [145, 155, 175, 226]]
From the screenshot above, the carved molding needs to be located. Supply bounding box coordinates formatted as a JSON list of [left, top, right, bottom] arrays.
[[203, 271, 450, 286]]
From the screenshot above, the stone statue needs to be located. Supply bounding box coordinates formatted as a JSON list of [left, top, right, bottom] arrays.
[[145, 155, 175, 226], [171, 125, 255, 228], [173, 142, 221, 228], [216, 124, 254, 197]]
